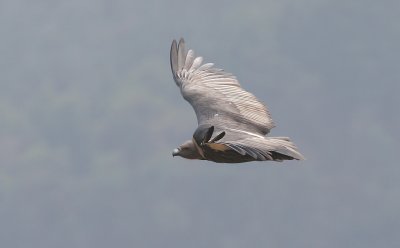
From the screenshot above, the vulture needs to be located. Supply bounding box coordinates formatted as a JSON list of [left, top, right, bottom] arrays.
[[171, 38, 304, 163]]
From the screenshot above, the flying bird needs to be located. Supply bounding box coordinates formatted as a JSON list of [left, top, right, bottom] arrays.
[[171, 38, 304, 163]]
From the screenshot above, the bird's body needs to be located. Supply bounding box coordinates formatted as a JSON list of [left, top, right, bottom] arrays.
[[171, 39, 304, 163]]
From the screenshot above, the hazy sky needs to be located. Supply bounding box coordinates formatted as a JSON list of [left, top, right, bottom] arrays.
[[1, 0, 399, 247]]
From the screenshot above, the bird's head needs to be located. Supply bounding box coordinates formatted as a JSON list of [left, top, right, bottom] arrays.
[[172, 140, 203, 160]]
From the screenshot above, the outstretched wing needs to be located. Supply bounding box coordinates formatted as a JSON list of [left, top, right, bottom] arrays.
[[170, 38, 275, 135], [222, 136, 305, 161], [195, 125, 305, 162]]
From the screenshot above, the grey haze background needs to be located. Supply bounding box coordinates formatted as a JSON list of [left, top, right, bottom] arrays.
[[1, 0, 399, 247]]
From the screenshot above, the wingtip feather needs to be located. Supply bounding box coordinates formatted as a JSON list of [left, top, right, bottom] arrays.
[[177, 38, 186, 70], [170, 39, 178, 76]]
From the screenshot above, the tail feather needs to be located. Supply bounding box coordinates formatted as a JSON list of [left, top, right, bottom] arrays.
[[265, 137, 305, 161]]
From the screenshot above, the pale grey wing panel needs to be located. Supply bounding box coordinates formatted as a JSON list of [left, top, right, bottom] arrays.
[[223, 136, 305, 161], [170, 38, 275, 135]]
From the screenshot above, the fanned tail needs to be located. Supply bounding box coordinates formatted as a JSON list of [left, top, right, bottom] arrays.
[[264, 137, 305, 161]]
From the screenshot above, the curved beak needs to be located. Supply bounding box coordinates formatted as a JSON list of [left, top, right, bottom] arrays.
[[172, 148, 180, 157]]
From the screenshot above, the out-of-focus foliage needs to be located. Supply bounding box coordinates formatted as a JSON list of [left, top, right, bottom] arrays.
[[0, 0, 399, 247]]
